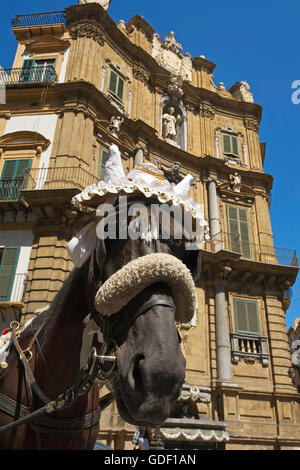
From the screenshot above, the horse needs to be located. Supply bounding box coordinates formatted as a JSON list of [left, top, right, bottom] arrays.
[[0, 195, 201, 450]]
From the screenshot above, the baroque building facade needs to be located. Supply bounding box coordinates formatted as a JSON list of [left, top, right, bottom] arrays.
[[0, 1, 299, 449]]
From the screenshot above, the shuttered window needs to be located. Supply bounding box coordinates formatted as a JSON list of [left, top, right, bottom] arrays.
[[0, 159, 32, 201], [98, 148, 109, 181], [226, 205, 251, 259], [234, 299, 260, 335], [0, 248, 20, 301], [20, 59, 56, 83], [222, 133, 240, 158], [108, 70, 125, 102]]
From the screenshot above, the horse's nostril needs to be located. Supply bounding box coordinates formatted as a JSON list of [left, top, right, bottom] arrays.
[[132, 354, 145, 392]]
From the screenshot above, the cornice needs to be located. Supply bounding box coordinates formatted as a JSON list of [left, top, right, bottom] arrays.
[[64, 5, 262, 121]]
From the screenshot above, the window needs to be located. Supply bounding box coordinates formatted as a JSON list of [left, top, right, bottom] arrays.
[[0, 159, 32, 201], [98, 148, 109, 181], [0, 247, 20, 301], [108, 69, 125, 102], [20, 58, 56, 83], [226, 205, 251, 259], [222, 133, 240, 159], [233, 298, 260, 335]]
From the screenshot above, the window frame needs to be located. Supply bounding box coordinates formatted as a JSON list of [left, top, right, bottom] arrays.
[[233, 298, 261, 336], [221, 132, 240, 159], [226, 204, 252, 259]]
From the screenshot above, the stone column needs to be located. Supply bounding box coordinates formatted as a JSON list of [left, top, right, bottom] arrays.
[[214, 277, 233, 384], [207, 176, 221, 248]]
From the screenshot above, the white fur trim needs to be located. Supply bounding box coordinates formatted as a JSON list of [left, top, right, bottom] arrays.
[[94, 253, 198, 324]]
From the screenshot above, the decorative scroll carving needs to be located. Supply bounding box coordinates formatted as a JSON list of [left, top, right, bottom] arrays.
[[199, 104, 215, 120], [70, 21, 105, 46], [244, 118, 259, 132]]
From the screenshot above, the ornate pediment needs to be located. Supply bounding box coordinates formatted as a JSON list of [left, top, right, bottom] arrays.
[[25, 35, 70, 54]]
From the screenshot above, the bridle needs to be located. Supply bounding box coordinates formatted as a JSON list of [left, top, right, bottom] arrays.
[[0, 295, 178, 438]]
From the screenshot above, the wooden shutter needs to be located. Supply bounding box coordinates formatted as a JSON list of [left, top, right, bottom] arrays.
[[227, 205, 251, 259], [0, 248, 20, 301], [231, 136, 239, 158], [234, 299, 260, 335], [109, 70, 118, 96], [222, 134, 240, 158], [117, 77, 124, 101], [98, 148, 109, 181], [108, 70, 125, 102], [20, 59, 35, 82], [0, 159, 32, 200]]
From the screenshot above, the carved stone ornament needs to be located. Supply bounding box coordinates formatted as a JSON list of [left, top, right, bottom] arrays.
[[167, 74, 184, 99], [69, 21, 105, 46], [244, 118, 259, 132], [179, 383, 211, 404], [78, 0, 112, 10], [132, 63, 150, 84], [231, 81, 254, 103], [152, 32, 192, 82]]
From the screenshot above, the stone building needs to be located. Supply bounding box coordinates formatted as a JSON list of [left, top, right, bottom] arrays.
[[0, 0, 299, 450]]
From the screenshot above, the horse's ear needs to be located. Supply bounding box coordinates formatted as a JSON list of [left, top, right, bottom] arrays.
[[184, 250, 201, 285]]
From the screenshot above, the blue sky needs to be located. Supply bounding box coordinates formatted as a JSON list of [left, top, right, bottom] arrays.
[[0, 0, 299, 329]]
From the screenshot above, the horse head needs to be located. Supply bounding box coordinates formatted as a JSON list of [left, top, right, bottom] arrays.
[[82, 205, 202, 426]]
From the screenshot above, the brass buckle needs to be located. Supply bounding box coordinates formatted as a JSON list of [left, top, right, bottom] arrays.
[[10, 321, 20, 330], [19, 348, 33, 362]]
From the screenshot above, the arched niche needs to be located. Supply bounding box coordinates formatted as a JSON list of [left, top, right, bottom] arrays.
[[161, 95, 187, 151]]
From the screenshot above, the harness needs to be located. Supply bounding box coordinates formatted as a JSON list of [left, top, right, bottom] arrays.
[[0, 297, 177, 440]]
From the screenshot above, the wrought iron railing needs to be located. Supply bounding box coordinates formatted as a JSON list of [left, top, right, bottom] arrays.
[[0, 177, 27, 202], [0, 273, 28, 303], [11, 11, 65, 28], [0, 66, 57, 85], [204, 232, 298, 267], [24, 166, 99, 192]]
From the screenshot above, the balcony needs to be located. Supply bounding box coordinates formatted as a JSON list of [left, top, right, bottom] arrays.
[[0, 66, 57, 86], [204, 232, 298, 268], [231, 333, 269, 367], [24, 166, 99, 192], [0, 177, 29, 211], [11, 11, 65, 28]]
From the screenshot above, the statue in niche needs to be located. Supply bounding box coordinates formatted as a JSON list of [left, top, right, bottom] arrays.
[[78, 0, 111, 10], [108, 115, 124, 137], [230, 172, 242, 193], [162, 106, 183, 143]]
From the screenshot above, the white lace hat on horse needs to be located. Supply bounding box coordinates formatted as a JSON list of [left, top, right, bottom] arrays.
[[67, 144, 209, 323]]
